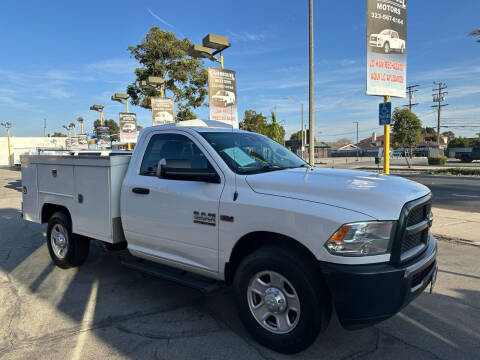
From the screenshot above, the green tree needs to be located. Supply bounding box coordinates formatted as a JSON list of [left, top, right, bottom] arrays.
[[94, 119, 120, 141], [51, 132, 67, 137], [126, 27, 208, 122], [290, 130, 302, 141], [264, 112, 286, 144], [392, 108, 422, 165], [421, 126, 436, 134], [239, 110, 268, 134], [448, 137, 471, 148]]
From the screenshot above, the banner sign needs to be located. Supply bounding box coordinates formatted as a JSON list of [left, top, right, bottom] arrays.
[[65, 138, 72, 150], [119, 112, 138, 143], [366, 0, 407, 98], [151, 97, 175, 126], [96, 126, 111, 148], [208, 68, 238, 128], [78, 134, 88, 149], [70, 137, 79, 150]]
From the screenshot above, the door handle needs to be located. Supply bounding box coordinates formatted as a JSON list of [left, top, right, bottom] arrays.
[[132, 187, 150, 195]]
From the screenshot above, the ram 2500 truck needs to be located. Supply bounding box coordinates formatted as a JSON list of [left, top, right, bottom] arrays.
[[20, 120, 437, 354]]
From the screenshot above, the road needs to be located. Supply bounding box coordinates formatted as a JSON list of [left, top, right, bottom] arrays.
[[400, 174, 480, 212], [1, 168, 479, 359]]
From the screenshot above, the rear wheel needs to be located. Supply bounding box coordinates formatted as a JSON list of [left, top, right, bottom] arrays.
[[234, 247, 331, 354], [461, 155, 473, 163], [46, 212, 89, 269]]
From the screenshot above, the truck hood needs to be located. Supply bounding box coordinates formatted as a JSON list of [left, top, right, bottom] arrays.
[[245, 168, 430, 220]]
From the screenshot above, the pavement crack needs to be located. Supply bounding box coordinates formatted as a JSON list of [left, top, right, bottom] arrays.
[[341, 327, 380, 360]]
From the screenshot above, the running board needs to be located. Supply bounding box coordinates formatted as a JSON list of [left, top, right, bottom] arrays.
[[121, 259, 225, 294]]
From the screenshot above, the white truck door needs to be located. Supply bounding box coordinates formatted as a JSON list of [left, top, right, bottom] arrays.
[[122, 132, 224, 272]]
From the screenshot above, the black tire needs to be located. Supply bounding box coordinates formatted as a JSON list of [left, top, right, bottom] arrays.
[[461, 156, 473, 163], [234, 247, 331, 354], [46, 212, 90, 269], [104, 241, 128, 251], [383, 42, 390, 54]]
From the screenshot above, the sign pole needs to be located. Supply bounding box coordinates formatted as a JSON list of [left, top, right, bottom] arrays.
[[383, 95, 390, 175]]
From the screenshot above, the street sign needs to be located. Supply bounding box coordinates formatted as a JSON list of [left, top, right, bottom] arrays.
[[366, 0, 407, 98], [119, 112, 138, 143], [151, 97, 175, 126], [379, 102, 392, 125], [208, 68, 238, 128]]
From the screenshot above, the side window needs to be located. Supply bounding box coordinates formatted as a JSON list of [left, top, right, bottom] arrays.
[[140, 133, 212, 176]]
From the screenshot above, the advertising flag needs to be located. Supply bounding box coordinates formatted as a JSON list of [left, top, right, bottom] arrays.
[[119, 112, 138, 143], [151, 97, 175, 126], [366, 0, 407, 98], [208, 68, 238, 128]]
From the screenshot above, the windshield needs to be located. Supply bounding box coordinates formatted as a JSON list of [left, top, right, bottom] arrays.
[[201, 131, 307, 174]]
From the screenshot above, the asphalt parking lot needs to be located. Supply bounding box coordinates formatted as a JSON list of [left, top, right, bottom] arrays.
[[1, 167, 479, 359]]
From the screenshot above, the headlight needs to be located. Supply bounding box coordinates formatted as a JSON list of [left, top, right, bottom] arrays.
[[325, 221, 394, 256]]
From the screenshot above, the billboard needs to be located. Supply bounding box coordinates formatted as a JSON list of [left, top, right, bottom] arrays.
[[78, 134, 88, 149], [151, 97, 175, 126], [96, 126, 111, 148], [119, 112, 138, 143], [366, 0, 407, 98], [208, 68, 238, 128]]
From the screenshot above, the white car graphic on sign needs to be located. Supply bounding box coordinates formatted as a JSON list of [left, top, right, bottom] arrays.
[[154, 111, 174, 125], [212, 90, 236, 107], [369, 29, 405, 54]]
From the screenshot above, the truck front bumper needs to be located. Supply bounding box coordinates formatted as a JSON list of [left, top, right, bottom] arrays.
[[320, 235, 437, 330]]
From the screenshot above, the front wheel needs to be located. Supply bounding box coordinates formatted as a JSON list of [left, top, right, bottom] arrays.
[[383, 42, 390, 54], [46, 212, 90, 269], [234, 247, 331, 354]]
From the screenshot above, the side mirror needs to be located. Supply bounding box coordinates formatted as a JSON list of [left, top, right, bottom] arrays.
[[157, 158, 220, 184]]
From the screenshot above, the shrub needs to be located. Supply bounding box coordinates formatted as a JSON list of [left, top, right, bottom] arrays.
[[428, 156, 447, 165]]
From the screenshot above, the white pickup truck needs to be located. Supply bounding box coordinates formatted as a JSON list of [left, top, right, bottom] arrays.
[[20, 120, 437, 353]]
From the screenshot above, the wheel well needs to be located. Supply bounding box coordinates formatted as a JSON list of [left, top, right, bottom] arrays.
[[41, 203, 71, 224], [224, 231, 319, 284]]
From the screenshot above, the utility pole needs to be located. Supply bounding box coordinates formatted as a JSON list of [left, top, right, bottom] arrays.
[[308, 0, 315, 166], [43, 118, 47, 137], [404, 85, 419, 111], [353, 121, 359, 161], [431, 82, 448, 145]]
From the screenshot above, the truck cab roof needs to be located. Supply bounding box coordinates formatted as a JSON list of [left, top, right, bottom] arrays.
[[146, 119, 244, 134]]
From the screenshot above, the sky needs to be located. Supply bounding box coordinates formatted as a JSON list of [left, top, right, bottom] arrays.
[[1, 0, 480, 142]]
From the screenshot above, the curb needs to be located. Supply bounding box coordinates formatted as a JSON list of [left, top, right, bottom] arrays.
[[433, 233, 480, 247]]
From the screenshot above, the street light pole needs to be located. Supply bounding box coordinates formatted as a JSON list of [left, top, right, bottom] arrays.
[[284, 97, 305, 159], [1, 122, 12, 167], [353, 121, 359, 161], [308, 0, 315, 166]]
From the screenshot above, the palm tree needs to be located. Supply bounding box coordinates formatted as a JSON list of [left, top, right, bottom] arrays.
[[469, 29, 480, 43]]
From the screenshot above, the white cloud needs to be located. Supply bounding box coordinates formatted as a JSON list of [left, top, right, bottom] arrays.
[[229, 31, 266, 42], [85, 58, 137, 75], [147, 8, 175, 28]]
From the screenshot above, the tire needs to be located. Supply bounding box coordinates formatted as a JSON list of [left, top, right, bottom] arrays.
[[383, 42, 390, 54], [461, 156, 472, 163], [234, 247, 331, 354], [46, 212, 90, 269]]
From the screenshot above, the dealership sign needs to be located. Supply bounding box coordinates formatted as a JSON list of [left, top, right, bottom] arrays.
[[96, 126, 111, 148], [366, 0, 407, 98], [119, 112, 138, 143], [151, 97, 175, 126], [208, 68, 238, 128]]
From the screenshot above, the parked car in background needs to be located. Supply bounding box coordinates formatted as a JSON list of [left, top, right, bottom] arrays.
[[369, 29, 406, 54], [455, 147, 480, 163]]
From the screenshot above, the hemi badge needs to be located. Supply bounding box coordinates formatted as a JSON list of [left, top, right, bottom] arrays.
[[220, 215, 234, 223]]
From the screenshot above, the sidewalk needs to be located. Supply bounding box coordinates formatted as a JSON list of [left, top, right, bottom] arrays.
[[431, 207, 480, 245]]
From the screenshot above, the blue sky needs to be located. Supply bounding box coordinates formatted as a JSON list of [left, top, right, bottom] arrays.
[[1, 0, 479, 141]]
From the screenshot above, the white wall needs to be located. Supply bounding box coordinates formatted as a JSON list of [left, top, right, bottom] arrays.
[[0, 137, 67, 166]]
